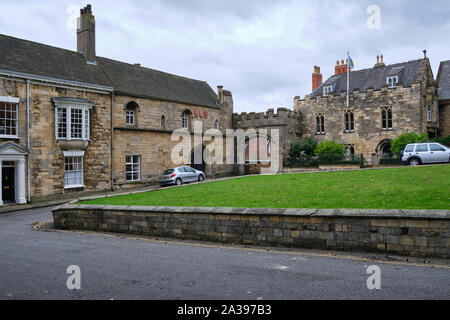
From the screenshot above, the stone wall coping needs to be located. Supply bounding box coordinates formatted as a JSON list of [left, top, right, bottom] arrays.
[[53, 204, 450, 220]]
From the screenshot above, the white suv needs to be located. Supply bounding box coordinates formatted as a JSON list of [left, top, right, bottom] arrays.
[[402, 143, 450, 166]]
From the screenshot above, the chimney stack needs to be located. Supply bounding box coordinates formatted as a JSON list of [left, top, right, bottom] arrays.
[[335, 58, 348, 75], [77, 4, 96, 63], [217, 85, 224, 102], [374, 54, 385, 68], [312, 66, 323, 91]]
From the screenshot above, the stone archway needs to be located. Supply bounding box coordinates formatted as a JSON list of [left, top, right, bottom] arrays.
[[376, 139, 393, 158]]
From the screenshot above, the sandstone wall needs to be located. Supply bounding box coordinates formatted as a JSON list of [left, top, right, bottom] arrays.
[[295, 84, 426, 158], [53, 204, 450, 259]]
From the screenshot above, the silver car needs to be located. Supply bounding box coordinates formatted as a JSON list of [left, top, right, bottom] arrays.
[[159, 166, 206, 186], [402, 143, 450, 166]]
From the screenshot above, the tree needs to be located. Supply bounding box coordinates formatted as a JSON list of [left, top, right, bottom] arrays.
[[391, 132, 428, 155], [314, 140, 346, 161], [289, 138, 318, 158]]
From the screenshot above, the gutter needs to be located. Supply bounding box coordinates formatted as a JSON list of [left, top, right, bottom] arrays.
[[0, 69, 113, 93], [26, 79, 31, 202], [111, 92, 115, 190]]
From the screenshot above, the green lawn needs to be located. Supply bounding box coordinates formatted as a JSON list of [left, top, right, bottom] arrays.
[[82, 165, 450, 210]]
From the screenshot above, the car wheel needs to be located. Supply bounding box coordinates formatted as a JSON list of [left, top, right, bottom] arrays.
[[198, 175, 205, 182], [408, 158, 420, 166], [176, 178, 182, 186]]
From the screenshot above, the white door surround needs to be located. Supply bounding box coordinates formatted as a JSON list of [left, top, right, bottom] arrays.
[[0, 142, 28, 206]]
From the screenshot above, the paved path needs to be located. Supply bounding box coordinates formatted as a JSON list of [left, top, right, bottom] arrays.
[[0, 207, 449, 300]]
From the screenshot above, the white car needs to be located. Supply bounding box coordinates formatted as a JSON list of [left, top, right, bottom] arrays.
[[402, 143, 450, 166]]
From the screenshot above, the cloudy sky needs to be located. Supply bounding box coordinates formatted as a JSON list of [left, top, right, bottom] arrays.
[[1, 0, 449, 112]]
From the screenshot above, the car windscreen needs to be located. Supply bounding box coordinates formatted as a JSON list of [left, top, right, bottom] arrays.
[[163, 169, 174, 175]]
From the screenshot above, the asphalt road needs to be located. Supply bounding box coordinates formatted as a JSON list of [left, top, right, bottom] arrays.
[[0, 207, 449, 300]]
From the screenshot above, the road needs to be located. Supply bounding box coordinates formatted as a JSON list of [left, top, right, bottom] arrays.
[[0, 207, 449, 300]]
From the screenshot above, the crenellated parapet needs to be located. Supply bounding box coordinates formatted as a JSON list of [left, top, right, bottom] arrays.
[[233, 107, 301, 126]]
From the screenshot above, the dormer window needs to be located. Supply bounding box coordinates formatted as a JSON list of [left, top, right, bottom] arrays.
[[323, 86, 333, 96], [387, 76, 398, 88]]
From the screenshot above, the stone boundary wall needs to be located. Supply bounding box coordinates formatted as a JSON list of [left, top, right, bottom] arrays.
[[52, 204, 450, 258]]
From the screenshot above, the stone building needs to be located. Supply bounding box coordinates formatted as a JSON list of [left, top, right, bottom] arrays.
[[0, 5, 233, 204], [294, 53, 442, 163], [232, 108, 302, 173], [437, 60, 450, 137]]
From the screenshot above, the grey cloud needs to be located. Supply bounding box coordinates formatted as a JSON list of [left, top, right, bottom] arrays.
[[0, 0, 449, 113]]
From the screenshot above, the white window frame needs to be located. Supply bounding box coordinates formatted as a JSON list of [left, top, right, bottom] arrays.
[[387, 76, 399, 88], [0, 96, 20, 139], [126, 109, 135, 126], [63, 151, 85, 189], [323, 86, 333, 96], [182, 111, 190, 129], [427, 104, 432, 122], [126, 155, 141, 182], [54, 102, 92, 141]]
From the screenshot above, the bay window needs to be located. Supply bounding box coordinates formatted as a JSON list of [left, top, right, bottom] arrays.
[[52, 98, 94, 140]]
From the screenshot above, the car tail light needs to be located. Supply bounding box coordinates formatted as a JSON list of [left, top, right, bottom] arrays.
[[170, 174, 176, 178]]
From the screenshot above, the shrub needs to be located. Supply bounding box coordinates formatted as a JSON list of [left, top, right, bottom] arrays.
[[433, 135, 450, 147], [289, 138, 318, 157], [391, 132, 428, 155], [314, 140, 346, 161]]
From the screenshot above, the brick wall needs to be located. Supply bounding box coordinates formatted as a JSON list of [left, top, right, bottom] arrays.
[[53, 204, 450, 258]]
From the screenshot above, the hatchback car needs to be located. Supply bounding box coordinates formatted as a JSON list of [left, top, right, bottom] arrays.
[[402, 143, 450, 166], [159, 167, 206, 186]]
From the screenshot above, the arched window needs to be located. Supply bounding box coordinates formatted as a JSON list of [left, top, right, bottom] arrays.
[[161, 115, 166, 128], [182, 110, 191, 129], [381, 107, 392, 130], [315, 113, 325, 135], [215, 119, 219, 130], [125, 101, 139, 126], [345, 144, 355, 160], [427, 104, 432, 122], [344, 110, 355, 133]]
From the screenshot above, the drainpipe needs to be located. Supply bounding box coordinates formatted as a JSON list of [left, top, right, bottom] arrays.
[[26, 79, 31, 203], [111, 92, 115, 190]]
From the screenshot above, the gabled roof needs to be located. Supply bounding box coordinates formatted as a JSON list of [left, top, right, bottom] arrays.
[[437, 60, 450, 100], [0, 34, 219, 108], [309, 59, 425, 98]]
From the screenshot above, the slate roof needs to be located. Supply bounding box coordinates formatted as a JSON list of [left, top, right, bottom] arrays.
[[437, 60, 450, 100], [0, 34, 219, 108], [309, 59, 425, 98], [97, 57, 219, 108], [0, 34, 111, 88]]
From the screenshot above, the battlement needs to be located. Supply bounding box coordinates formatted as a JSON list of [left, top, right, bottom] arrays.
[[233, 107, 300, 122]]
